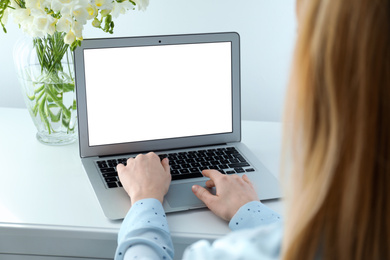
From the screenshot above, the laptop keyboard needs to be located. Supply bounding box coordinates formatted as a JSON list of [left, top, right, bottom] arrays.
[[96, 147, 255, 189]]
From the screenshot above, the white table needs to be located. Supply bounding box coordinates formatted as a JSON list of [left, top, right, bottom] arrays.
[[0, 107, 283, 260]]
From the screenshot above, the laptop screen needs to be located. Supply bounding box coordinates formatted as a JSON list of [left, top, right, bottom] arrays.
[[83, 42, 233, 147]]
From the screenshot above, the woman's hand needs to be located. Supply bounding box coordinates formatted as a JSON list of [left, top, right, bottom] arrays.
[[117, 152, 171, 205], [192, 170, 260, 221]]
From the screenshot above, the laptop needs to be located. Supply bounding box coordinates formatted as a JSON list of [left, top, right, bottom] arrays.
[[74, 32, 281, 220]]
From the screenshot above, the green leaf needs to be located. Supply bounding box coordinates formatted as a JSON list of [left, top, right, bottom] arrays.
[[33, 104, 38, 117], [34, 85, 45, 94], [34, 32, 69, 76], [0, 0, 11, 33], [62, 114, 70, 128], [38, 95, 52, 134], [29, 84, 45, 100], [63, 83, 75, 93], [44, 99, 49, 118], [48, 103, 61, 122], [32, 89, 46, 115], [27, 94, 35, 101], [29, 31, 77, 132], [51, 82, 63, 93]]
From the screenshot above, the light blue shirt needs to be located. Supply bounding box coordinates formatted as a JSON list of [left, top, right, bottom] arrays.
[[115, 199, 282, 260]]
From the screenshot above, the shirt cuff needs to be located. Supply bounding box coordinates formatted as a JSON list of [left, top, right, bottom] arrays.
[[117, 198, 169, 244], [229, 201, 282, 231]]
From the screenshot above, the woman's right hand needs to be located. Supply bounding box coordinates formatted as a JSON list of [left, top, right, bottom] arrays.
[[117, 152, 171, 205], [192, 170, 260, 221]]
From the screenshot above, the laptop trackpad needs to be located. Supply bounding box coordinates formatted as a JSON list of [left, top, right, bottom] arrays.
[[166, 181, 215, 208]]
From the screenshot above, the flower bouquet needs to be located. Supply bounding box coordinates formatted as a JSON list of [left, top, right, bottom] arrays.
[[0, 0, 149, 145]]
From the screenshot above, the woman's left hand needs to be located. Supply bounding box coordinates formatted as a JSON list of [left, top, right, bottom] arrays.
[[117, 152, 171, 205]]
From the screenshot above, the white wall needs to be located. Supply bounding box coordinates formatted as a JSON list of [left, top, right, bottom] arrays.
[[0, 0, 296, 122]]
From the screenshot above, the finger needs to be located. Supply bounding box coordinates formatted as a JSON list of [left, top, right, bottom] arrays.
[[135, 153, 145, 159], [192, 185, 217, 206], [205, 179, 215, 188], [116, 164, 127, 182], [126, 157, 135, 164], [147, 152, 160, 160], [161, 158, 170, 173], [202, 169, 223, 181], [116, 163, 125, 173], [242, 174, 253, 185]]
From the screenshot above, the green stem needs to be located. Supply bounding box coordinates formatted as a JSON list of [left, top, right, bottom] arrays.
[[31, 32, 75, 134], [44, 85, 71, 118], [65, 48, 74, 80], [38, 95, 52, 134], [47, 103, 61, 122], [32, 87, 46, 116], [34, 85, 45, 93]]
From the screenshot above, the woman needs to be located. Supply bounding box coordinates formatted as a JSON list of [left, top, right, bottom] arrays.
[[115, 0, 390, 259], [281, 0, 390, 259]]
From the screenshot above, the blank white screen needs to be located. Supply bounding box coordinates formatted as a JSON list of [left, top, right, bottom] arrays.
[[84, 42, 233, 146]]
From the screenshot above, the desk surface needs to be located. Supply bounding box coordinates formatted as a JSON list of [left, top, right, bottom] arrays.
[[0, 107, 283, 259]]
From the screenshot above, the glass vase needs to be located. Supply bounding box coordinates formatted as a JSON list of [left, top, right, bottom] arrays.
[[13, 32, 77, 145]]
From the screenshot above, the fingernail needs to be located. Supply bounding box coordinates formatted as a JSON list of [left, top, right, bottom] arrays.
[[192, 185, 198, 192]]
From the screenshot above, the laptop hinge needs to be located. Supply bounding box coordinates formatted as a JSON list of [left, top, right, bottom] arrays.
[[97, 143, 228, 158]]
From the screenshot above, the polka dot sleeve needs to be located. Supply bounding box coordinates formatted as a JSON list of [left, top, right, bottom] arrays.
[[115, 198, 173, 260], [228, 201, 282, 231]]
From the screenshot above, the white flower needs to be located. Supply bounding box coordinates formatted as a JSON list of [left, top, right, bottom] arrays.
[[6, 0, 150, 46], [9, 0, 55, 37], [71, 4, 90, 25], [133, 0, 149, 11], [63, 21, 83, 44], [86, 4, 98, 20], [71, 20, 84, 38], [51, 0, 73, 14], [33, 13, 57, 36], [94, 0, 113, 11], [10, 5, 31, 25], [56, 14, 73, 33], [112, 1, 135, 18], [64, 30, 76, 44], [21, 9, 55, 37], [10, 7, 36, 36], [25, 0, 43, 10], [19, 16, 35, 36], [57, 14, 83, 38]]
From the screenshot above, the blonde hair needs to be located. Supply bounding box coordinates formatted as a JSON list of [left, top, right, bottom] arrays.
[[281, 0, 390, 259]]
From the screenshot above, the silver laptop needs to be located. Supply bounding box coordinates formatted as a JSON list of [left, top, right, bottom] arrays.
[[74, 32, 280, 220]]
